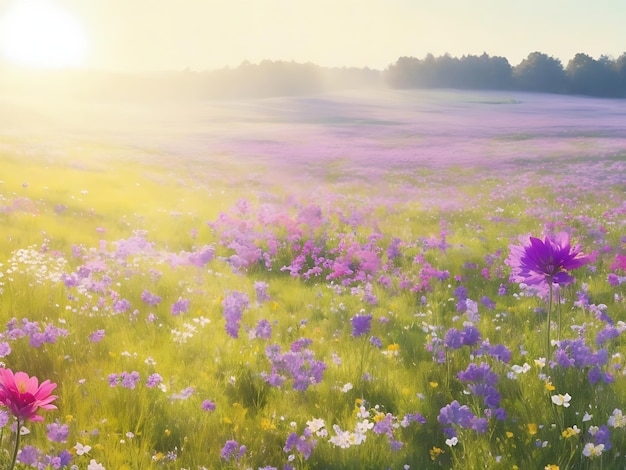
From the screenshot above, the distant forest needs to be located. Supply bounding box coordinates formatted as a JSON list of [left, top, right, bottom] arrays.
[[3, 51, 626, 100], [386, 52, 626, 98]]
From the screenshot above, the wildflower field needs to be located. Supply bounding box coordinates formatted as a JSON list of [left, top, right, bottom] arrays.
[[0, 89, 625, 469]]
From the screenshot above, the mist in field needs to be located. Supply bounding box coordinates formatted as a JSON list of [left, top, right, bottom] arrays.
[[1, 71, 626, 174]]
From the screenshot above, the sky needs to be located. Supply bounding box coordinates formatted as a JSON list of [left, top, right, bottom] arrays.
[[0, 0, 625, 72]]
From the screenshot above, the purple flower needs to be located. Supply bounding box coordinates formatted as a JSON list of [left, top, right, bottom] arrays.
[[46, 419, 69, 443], [351, 314, 372, 337], [461, 325, 481, 346], [121, 371, 141, 389], [171, 298, 190, 316], [220, 440, 239, 459], [202, 399, 216, 411], [506, 232, 592, 287], [255, 281, 271, 303], [108, 373, 119, 387], [0, 342, 11, 357], [141, 290, 162, 306], [290, 338, 313, 352], [113, 299, 132, 314], [480, 296, 496, 310], [222, 291, 249, 339], [17, 445, 40, 465], [444, 328, 464, 349], [592, 425, 612, 450], [373, 413, 394, 437], [146, 373, 163, 388], [88, 329, 105, 343], [255, 319, 272, 340]]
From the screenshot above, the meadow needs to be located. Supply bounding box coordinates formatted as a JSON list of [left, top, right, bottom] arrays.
[[0, 88, 625, 469]]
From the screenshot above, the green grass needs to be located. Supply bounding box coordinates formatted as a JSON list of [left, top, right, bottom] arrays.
[[0, 138, 625, 469]]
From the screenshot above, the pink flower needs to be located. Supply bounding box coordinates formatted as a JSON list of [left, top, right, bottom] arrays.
[[0, 369, 58, 422]]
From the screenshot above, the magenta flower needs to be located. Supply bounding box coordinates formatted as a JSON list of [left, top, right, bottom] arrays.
[[0, 369, 57, 422], [506, 232, 591, 287]]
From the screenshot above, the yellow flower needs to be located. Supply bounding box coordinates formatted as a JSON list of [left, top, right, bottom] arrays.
[[544, 465, 559, 470], [401, 387, 410, 396], [561, 426, 580, 438], [545, 381, 555, 391], [153, 452, 164, 461], [222, 417, 232, 424], [506, 431, 514, 438], [527, 423, 538, 435], [65, 415, 74, 422], [429, 381, 439, 388], [260, 418, 275, 430], [164, 429, 171, 436], [429, 446, 444, 461]]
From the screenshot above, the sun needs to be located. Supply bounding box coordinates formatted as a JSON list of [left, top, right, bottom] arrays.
[[0, 1, 88, 69]]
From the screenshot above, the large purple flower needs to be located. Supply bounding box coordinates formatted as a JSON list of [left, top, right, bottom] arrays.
[[506, 232, 591, 287]]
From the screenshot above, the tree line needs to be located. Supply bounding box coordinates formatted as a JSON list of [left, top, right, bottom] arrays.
[[385, 52, 626, 97], [4, 53, 626, 100]]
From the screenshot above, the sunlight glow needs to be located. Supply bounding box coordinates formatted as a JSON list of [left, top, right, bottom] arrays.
[[0, 1, 88, 68]]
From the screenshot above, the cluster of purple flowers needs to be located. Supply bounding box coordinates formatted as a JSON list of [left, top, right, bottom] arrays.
[[262, 341, 326, 391], [220, 439, 246, 460], [17, 447, 73, 468], [443, 325, 481, 349], [457, 362, 504, 412], [438, 400, 488, 434], [222, 291, 250, 339], [108, 371, 141, 389], [4, 317, 69, 349], [553, 339, 614, 385], [284, 428, 317, 460], [474, 341, 512, 363]]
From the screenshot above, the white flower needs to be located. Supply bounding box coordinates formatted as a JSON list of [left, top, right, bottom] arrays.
[[340, 382, 353, 393], [608, 408, 626, 428], [551, 393, 571, 407], [354, 419, 374, 435], [87, 459, 105, 470], [74, 443, 91, 455], [306, 418, 326, 434], [445, 436, 459, 446], [582, 412, 593, 422], [582, 443, 605, 458]]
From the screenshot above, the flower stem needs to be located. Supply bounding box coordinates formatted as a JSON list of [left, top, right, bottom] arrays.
[[10, 418, 21, 470], [547, 283, 553, 359]]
